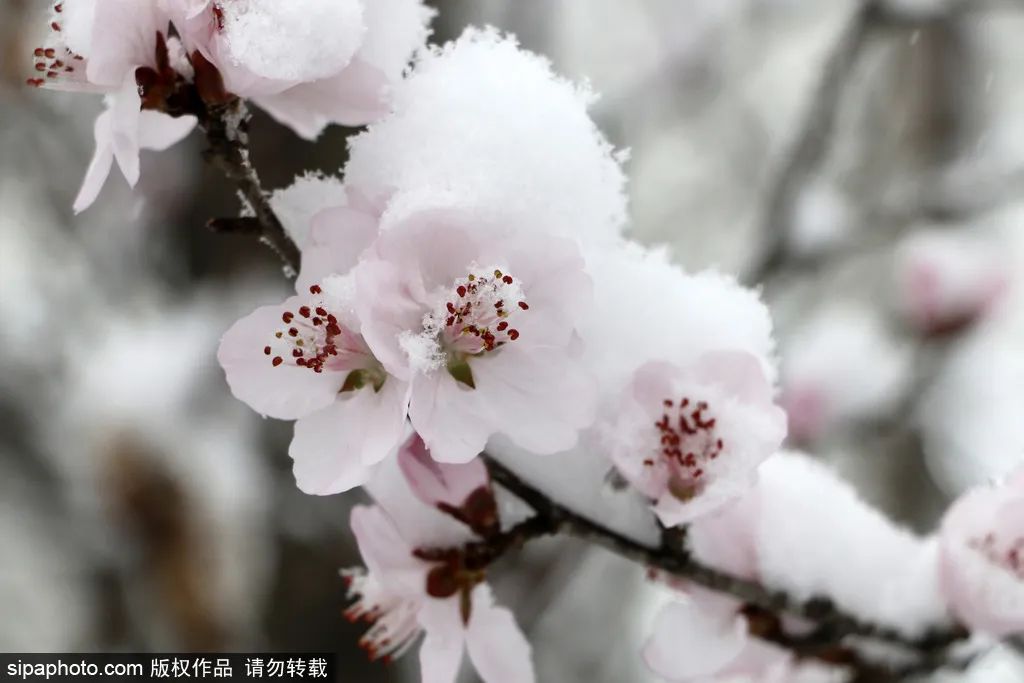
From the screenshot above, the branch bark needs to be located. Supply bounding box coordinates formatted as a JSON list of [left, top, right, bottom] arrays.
[[198, 100, 302, 274]]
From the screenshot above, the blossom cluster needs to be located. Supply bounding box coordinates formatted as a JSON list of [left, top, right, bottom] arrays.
[[32, 3, 1024, 682]]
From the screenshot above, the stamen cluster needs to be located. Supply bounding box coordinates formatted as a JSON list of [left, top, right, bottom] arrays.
[[649, 397, 725, 484], [441, 269, 528, 354], [264, 284, 344, 373]]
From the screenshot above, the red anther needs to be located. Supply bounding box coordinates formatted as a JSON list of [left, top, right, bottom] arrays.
[[518, 301, 529, 310], [457, 285, 467, 297], [282, 311, 294, 323], [44, 48, 56, 58], [315, 306, 327, 316], [272, 356, 283, 367], [51, 21, 60, 31], [496, 321, 508, 331], [312, 317, 322, 326], [35, 63, 46, 71], [46, 71, 57, 78], [446, 302, 456, 314], [288, 327, 298, 337], [298, 306, 311, 318], [54, 2, 63, 10], [292, 349, 304, 358], [508, 329, 520, 340], [309, 284, 322, 294], [493, 300, 504, 309], [502, 275, 513, 284], [327, 323, 342, 336], [34, 48, 44, 57], [263, 346, 271, 355], [296, 358, 306, 367]]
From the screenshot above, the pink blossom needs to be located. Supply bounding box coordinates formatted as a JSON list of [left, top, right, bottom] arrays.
[[353, 208, 596, 464], [217, 210, 408, 494], [896, 230, 1008, 337], [643, 590, 805, 683], [74, 78, 196, 212], [398, 433, 498, 537], [342, 455, 534, 682], [608, 351, 786, 527], [939, 469, 1024, 636], [29, 0, 196, 212], [171, 0, 434, 139]]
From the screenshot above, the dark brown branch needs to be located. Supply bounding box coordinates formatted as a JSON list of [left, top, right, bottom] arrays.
[[198, 99, 301, 274], [482, 454, 976, 679]]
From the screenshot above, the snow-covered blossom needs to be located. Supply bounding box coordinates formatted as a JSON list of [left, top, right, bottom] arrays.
[[29, 0, 196, 212], [343, 452, 533, 682], [607, 352, 786, 527], [353, 206, 596, 464], [741, 453, 949, 637], [895, 229, 1008, 336], [939, 469, 1024, 637], [917, 319, 1024, 495], [780, 306, 912, 443], [170, 0, 434, 139], [217, 203, 408, 494], [343, 27, 628, 247]]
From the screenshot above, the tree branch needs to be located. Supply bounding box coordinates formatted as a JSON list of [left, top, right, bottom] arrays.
[[482, 454, 978, 678], [197, 99, 301, 274]]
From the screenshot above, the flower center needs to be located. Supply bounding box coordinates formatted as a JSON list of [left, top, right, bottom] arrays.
[[341, 569, 421, 665], [264, 283, 369, 377], [647, 396, 725, 500], [437, 268, 528, 355], [970, 532, 1024, 580]]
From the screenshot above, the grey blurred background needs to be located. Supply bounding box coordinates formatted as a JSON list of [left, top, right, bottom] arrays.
[[3, 0, 1024, 680]]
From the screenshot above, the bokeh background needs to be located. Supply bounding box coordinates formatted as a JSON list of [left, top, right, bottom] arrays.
[[3, 0, 1024, 680]]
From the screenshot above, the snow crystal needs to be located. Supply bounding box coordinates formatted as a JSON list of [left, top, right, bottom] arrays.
[[220, 0, 366, 82], [753, 453, 950, 636], [344, 27, 628, 246], [580, 240, 778, 400]]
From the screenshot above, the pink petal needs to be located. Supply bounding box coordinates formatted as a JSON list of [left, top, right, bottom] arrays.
[[290, 378, 410, 494], [397, 432, 490, 509], [254, 59, 390, 139], [217, 298, 347, 420], [464, 586, 535, 683], [471, 345, 596, 455], [691, 350, 777, 408], [418, 599, 466, 683], [85, 0, 164, 87], [296, 204, 380, 292], [137, 111, 197, 150], [419, 629, 464, 683], [349, 505, 424, 592], [73, 110, 115, 214], [642, 599, 747, 681], [408, 373, 494, 464], [108, 81, 144, 187]]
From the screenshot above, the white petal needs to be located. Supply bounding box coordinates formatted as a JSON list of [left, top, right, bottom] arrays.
[[290, 379, 409, 494], [642, 599, 747, 681], [137, 111, 196, 150], [465, 587, 535, 683], [73, 111, 116, 213]]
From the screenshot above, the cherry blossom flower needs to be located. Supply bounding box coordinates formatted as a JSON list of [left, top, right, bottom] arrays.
[[398, 433, 499, 537], [28, 0, 196, 212], [217, 205, 408, 494], [353, 206, 596, 464], [170, 0, 434, 139], [342, 453, 534, 682], [607, 351, 786, 527], [896, 230, 1008, 337], [939, 469, 1024, 636], [780, 306, 911, 444]]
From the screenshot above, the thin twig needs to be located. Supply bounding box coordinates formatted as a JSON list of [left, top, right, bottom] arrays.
[[198, 100, 301, 274]]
